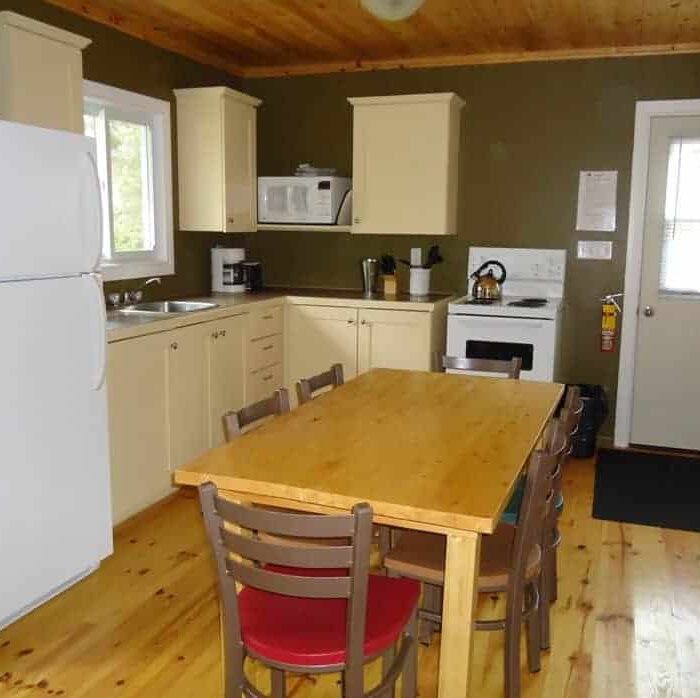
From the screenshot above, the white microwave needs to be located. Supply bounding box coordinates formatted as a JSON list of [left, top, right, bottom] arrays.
[[258, 176, 352, 225]]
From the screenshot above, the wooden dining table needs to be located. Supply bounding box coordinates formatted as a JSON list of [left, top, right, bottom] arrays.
[[174, 368, 564, 697]]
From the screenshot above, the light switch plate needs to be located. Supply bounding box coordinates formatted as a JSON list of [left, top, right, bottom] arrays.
[[577, 240, 613, 260]]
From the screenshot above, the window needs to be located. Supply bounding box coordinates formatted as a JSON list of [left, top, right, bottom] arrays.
[[661, 138, 700, 294], [83, 81, 173, 281]]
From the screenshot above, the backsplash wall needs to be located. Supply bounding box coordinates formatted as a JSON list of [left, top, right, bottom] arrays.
[[242, 57, 700, 437]]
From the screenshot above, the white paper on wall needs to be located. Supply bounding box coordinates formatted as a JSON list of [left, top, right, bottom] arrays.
[[576, 170, 617, 232]]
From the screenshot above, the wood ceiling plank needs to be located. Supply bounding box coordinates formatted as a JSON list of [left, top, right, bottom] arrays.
[[40, 0, 700, 79], [241, 39, 700, 78], [153, 0, 301, 61], [44, 0, 246, 74]]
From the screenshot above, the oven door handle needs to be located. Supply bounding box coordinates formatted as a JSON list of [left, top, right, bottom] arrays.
[[453, 319, 547, 330]]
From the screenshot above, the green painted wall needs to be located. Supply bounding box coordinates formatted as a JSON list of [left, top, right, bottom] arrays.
[[242, 59, 700, 435], [0, 0, 241, 299]]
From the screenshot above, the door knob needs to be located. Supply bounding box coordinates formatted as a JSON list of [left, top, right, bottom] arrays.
[[643, 305, 655, 317]]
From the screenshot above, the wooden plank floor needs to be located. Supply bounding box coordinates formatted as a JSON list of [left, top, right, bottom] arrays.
[[1, 457, 699, 697]]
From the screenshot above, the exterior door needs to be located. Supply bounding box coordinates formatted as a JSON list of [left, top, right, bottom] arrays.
[[631, 116, 700, 450], [286, 305, 358, 402], [358, 308, 431, 374]]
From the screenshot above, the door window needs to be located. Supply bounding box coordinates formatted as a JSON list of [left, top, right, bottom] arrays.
[[661, 138, 700, 294]]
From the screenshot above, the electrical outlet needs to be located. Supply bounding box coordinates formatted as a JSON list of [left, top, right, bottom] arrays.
[[577, 240, 613, 260]]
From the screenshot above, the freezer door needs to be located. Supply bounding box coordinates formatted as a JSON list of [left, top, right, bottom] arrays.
[[0, 274, 112, 628], [0, 120, 102, 281]]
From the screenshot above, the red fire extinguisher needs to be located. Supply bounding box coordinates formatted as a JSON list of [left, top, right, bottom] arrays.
[[600, 293, 622, 353]]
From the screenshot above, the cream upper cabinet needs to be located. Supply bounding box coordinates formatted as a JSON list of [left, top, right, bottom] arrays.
[[349, 93, 464, 236], [175, 86, 261, 233], [167, 323, 211, 469], [286, 304, 359, 401], [358, 308, 432, 374], [0, 12, 90, 133], [207, 313, 248, 448], [107, 332, 171, 525]]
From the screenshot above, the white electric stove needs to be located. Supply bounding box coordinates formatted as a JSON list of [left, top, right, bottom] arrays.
[[447, 247, 567, 382]]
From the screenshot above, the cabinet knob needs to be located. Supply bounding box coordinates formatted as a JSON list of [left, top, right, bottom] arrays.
[[262, 374, 273, 382], [347, 319, 355, 325], [353, 217, 361, 224], [170, 342, 178, 350], [212, 331, 219, 339], [221, 329, 227, 336], [360, 319, 368, 326], [227, 216, 234, 224]]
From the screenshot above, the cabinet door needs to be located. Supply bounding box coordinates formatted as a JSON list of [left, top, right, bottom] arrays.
[[0, 20, 86, 133], [351, 96, 461, 236], [286, 305, 358, 397], [223, 95, 257, 233], [107, 333, 170, 524], [358, 309, 432, 374], [167, 323, 210, 469], [208, 314, 247, 447]]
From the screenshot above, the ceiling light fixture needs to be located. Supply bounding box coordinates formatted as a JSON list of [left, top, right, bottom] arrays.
[[360, 0, 426, 22]]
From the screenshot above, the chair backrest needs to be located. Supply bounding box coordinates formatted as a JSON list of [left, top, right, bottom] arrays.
[[297, 363, 345, 405], [543, 416, 570, 507], [441, 355, 522, 379], [198, 482, 373, 673], [222, 388, 291, 441], [507, 447, 555, 605]]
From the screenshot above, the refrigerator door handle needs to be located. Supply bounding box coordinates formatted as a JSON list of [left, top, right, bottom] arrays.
[[84, 150, 104, 272], [87, 273, 108, 390]]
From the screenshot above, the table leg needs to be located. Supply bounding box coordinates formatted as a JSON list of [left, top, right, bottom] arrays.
[[438, 531, 481, 698]]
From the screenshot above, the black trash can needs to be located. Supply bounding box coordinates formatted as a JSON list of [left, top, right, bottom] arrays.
[[567, 384, 608, 458]]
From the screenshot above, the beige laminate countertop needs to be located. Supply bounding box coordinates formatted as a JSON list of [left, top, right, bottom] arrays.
[[106, 288, 455, 343]]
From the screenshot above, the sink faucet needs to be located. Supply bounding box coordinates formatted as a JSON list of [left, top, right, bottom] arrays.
[[125, 277, 161, 305]]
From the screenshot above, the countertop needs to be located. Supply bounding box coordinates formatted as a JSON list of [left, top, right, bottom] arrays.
[[107, 287, 455, 343]]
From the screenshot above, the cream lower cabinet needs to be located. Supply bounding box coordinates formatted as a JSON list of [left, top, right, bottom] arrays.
[[107, 332, 171, 525], [107, 313, 248, 524], [208, 314, 247, 447], [357, 308, 432, 373], [286, 303, 442, 400], [167, 323, 210, 470], [286, 305, 359, 403]]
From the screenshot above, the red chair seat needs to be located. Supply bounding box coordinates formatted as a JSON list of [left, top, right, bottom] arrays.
[[239, 568, 420, 666]]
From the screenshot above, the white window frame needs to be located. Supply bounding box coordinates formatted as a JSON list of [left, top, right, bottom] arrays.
[[83, 80, 174, 281]]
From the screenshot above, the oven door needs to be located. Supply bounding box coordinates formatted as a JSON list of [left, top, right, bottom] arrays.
[[446, 314, 557, 381]]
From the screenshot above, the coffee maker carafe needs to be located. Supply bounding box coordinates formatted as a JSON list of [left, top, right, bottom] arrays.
[[212, 247, 246, 293]]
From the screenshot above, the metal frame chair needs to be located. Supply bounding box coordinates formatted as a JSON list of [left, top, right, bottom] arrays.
[[297, 363, 345, 404], [222, 388, 290, 441], [198, 484, 419, 698]]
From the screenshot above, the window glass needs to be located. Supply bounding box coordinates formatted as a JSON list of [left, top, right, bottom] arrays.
[[661, 138, 700, 294], [108, 119, 154, 253]]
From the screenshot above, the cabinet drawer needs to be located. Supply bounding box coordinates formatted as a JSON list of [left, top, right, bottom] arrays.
[[249, 305, 283, 339], [248, 334, 283, 372], [247, 363, 283, 403]]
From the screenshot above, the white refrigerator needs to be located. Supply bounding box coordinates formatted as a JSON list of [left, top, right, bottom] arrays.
[[0, 119, 113, 629]]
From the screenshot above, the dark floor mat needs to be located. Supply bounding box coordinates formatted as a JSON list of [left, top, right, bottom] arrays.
[[593, 448, 700, 532]]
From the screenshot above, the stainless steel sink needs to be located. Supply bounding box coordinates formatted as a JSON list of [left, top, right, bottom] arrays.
[[118, 300, 219, 315]]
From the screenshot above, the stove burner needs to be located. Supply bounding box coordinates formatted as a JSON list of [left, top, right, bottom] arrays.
[[507, 297, 548, 308], [465, 298, 499, 305]]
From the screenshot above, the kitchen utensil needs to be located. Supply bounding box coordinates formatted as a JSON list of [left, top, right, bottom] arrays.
[[381, 255, 396, 274], [424, 245, 443, 269], [361, 257, 380, 296], [470, 260, 507, 300]]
